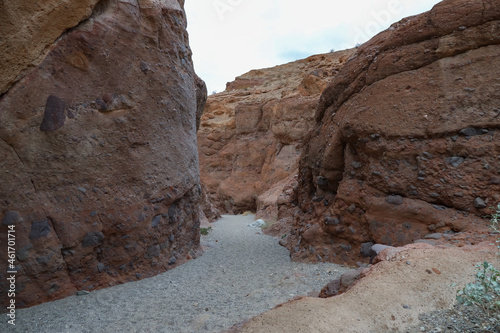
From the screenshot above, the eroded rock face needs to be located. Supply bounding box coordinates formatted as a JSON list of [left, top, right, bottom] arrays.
[[283, 0, 500, 264], [0, 0, 101, 94], [198, 50, 355, 223], [0, 0, 205, 308]]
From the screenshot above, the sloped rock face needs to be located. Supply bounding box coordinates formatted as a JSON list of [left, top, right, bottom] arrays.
[[0, 0, 101, 94], [284, 0, 500, 265], [198, 50, 354, 223], [0, 0, 205, 308]]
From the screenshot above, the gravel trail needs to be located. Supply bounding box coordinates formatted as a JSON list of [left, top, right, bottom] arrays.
[[2, 214, 349, 333]]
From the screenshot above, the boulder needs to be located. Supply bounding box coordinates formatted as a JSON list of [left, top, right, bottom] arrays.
[[285, 0, 500, 264], [0, 0, 205, 308]]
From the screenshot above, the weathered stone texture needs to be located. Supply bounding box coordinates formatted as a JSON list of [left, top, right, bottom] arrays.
[[284, 0, 500, 264], [198, 50, 355, 225], [0, 0, 204, 308], [0, 0, 100, 94]]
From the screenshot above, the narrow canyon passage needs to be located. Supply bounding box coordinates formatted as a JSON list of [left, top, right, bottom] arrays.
[[2, 215, 349, 333]]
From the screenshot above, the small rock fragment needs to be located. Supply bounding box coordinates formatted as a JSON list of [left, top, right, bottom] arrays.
[[446, 157, 465, 167], [29, 219, 51, 239], [2, 211, 19, 226], [473, 197, 487, 209]]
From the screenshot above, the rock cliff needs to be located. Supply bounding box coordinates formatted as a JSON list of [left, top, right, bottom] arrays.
[[198, 50, 355, 223], [0, 0, 205, 308], [283, 0, 500, 264]]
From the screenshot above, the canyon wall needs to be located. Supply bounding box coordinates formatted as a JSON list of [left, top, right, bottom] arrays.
[[0, 0, 205, 308], [198, 50, 354, 223], [283, 0, 500, 264]]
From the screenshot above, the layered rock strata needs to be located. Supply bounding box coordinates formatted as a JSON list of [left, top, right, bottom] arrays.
[[0, 0, 205, 308], [198, 50, 355, 222], [283, 0, 500, 264]]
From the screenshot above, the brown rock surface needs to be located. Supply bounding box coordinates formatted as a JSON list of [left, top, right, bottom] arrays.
[[0, 0, 205, 308], [283, 0, 500, 265], [0, 0, 100, 94], [232, 243, 500, 333], [198, 50, 355, 223]]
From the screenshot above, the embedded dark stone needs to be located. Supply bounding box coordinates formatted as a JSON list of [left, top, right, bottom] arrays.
[[36, 255, 51, 264], [97, 262, 106, 272], [346, 204, 356, 213], [325, 216, 340, 226], [147, 245, 161, 258], [473, 197, 487, 209], [29, 219, 51, 239], [82, 231, 105, 247], [360, 242, 375, 258], [316, 176, 329, 191], [168, 203, 178, 223], [2, 211, 19, 225], [459, 127, 484, 137], [489, 177, 500, 185], [340, 244, 352, 251], [40, 95, 66, 132], [168, 256, 177, 265], [16, 244, 33, 261], [140, 61, 150, 73], [95, 97, 108, 111], [151, 215, 162, 228], [386, 195, 403, 205], [446, 156, 465, 167], [351, 161, 362, 169], [422, 152, 434, 159]]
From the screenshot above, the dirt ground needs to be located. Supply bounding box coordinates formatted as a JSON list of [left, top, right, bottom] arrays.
[[233, 242, 499, 333]]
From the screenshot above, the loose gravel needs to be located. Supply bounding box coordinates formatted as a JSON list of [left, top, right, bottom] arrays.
[[2, 214, 349, 333], [407, 303, 500, 333]]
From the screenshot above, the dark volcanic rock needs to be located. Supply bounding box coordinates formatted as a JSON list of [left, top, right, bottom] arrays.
[[29, 219, 51, 240], [40, 95, 66, 132], [0, 0, 205, 308]]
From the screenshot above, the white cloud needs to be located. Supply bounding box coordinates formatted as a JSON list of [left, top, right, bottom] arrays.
[[185, 0, 442, 93]]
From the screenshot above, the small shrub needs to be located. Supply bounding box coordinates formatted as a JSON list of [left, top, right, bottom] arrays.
[[200, 227, 212, 236], [491, 203, 500, 232], [456, 261, 500, 314], [456, 203, 500, 314]]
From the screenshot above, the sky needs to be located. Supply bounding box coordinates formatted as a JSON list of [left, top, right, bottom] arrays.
[[185, 0, 443, 93]]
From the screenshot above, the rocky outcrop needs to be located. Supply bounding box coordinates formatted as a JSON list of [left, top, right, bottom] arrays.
[[0, 0, 205, 308], [198, 50, 355, 223], [282, 0, 500, 265]]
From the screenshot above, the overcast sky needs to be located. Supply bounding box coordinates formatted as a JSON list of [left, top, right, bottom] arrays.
[[185, 0, 442, 93]]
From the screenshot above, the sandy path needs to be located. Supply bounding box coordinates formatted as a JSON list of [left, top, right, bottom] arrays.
[[1, 214, 348, 333]]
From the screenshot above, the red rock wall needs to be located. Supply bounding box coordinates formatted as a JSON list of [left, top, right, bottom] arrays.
[[284, 0, 500, 264], [0, 0, 205, 308], [198, 51, 354, 223]]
